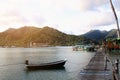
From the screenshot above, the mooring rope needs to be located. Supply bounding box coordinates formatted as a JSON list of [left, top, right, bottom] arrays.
[[0, 63, 24, 67]]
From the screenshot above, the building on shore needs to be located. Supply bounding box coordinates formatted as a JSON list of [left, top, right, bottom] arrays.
[[30, 42, 49, 47]]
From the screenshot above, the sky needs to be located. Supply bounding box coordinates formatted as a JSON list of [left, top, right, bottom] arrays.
[[0, 0, 120, 35]]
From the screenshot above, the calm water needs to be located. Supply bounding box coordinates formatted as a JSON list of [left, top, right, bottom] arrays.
[[108, 51, 120, 73], [0, 47, 95, 80]]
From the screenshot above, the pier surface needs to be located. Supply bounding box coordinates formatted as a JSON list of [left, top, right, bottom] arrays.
[[78, 49, 112, 80]]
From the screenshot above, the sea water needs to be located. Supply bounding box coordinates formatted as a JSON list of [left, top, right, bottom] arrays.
[[0, 47, 95, 80]]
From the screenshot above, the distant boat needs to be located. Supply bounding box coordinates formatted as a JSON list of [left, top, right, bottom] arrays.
[[25, 59, 67, 70], [73, 45, 95, 52], [73, 45, 84, 51]]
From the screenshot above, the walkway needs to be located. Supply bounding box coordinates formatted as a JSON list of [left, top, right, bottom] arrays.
[[78, 49, 112, 80]]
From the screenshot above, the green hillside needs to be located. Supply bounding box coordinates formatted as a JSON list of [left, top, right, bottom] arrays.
[[0, 26, 90, 47]]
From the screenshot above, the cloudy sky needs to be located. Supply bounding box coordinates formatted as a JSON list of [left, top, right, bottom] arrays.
[[0, 0, 120, 35]]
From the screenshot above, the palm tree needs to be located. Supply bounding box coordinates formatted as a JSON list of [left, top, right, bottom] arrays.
[[109, 0, 120, 38]]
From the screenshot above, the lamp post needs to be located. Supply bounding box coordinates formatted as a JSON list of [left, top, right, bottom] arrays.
[[109, 0, 120, 38]]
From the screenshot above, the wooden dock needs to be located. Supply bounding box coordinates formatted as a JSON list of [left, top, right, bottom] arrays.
[[78, 49, 113, 80]]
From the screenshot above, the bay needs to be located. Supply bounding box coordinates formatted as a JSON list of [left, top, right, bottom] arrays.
[[0, 46, 95, 80]]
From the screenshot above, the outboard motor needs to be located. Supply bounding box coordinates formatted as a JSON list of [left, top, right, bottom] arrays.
[[25, 60, 29, 65]]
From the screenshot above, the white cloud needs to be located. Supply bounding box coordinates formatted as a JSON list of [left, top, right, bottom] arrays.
[[0, 0, 119, 35], [113, 0, 120, 11]]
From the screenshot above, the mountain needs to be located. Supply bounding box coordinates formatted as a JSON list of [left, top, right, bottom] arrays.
[[83, 29, 118, 42], [105, 29, 117, 38], [83, 30, 108, 42], [0, 26, 92, 47], [0, 26, 117, 47]]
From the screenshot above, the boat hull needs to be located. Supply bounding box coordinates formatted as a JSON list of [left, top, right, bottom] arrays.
[[26, 60, 66, 70]]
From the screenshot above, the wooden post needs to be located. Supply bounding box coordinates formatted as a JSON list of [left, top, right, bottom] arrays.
[[25, 60, 29, 65], [105, 57, 107, 70], [113, 71, 118, 80], [115, 59, 119, 74], [113, 71, 116, 80]]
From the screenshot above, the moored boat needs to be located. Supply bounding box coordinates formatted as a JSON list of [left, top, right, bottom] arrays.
[[73, 45, 95, 52], [25, 59, 67, 70]]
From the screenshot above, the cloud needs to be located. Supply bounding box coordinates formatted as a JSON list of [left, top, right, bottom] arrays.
[[89, 12, 115, 27], [113, 0, 120, 11], [78, 0, 108, 11], [59, 11, 115, 35], [0, 0, 119, 35]]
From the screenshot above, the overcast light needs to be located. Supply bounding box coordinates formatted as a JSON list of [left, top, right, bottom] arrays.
[[0, 0, 120, 35]]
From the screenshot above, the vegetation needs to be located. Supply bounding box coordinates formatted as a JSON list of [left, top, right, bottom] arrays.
[[0, 26, 94, 47], [83, 29, 118, 44], [105, 29, 117, 38]]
